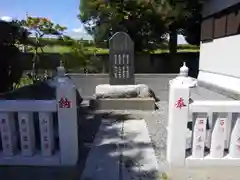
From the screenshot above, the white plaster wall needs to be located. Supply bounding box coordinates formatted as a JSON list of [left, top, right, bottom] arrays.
[[198, 34, 240, 93], [202, 0, 240, 17]]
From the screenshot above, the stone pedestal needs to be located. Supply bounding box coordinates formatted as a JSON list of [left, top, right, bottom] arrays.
[[91, 84, 156, 110]]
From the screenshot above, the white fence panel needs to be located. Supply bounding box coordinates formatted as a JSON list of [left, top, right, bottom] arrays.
[[167, 63, 240, 168], [0, 65, 79, 166]]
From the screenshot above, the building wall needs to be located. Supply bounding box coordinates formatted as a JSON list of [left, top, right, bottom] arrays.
[[202, 0, 240, 17], [199, 2, 240, 94]]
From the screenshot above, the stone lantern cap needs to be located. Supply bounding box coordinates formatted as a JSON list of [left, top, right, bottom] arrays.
[[169, 62, 197, 88]]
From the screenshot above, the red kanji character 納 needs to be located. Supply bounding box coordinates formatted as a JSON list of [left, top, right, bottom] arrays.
[[59, 98, 65, 108], [64, 98, 71, 108]]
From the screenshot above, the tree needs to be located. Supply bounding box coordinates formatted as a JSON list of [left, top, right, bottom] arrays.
[[0, 20, 33, 93], [79, 0, 205, 51], [181, 0, 205, 45], [79, 0, 168, 52], [147, 0, 205, 61], [22, 15, 67, 81]]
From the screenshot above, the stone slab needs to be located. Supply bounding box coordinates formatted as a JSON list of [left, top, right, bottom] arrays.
[[90, 98, 155, 110], [80, 119, 122, 180], [95, 84, 152, 99], [80, 116, 159, 180], [121, 119, 159, 180]]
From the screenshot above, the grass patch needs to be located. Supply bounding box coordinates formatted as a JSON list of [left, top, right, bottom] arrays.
[[13, 77, 34, 89], [34, 45, 199, 55]]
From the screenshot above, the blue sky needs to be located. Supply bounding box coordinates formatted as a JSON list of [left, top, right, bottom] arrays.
[[0, 0, 187, 44]]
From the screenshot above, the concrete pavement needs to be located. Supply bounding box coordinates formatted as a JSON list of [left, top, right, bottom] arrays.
[[80, 118, 159, 180]]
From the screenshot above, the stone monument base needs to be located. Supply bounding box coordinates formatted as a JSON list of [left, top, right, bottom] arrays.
[[90, 84, 156, 110], [90, 98, 155, 110]]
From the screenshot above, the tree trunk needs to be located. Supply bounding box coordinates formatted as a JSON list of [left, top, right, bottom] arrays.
[[169, 29, 178, 60], [169, 28, 178, 73]]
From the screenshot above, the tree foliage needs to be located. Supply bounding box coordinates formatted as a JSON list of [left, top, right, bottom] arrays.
[[79, 0, 168, 52], [0, 20, 29, 93], [22, 16, 67, 81], [79, 0, 205, 53]]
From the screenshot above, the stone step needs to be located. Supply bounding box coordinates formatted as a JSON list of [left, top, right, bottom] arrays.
[[89, 98, 156, 110]]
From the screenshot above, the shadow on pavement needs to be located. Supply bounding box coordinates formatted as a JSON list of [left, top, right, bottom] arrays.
[[80, 110, 160, 180]]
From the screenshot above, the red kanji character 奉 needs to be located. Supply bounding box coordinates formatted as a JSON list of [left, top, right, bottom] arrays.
[[175, 98, 186, 109]]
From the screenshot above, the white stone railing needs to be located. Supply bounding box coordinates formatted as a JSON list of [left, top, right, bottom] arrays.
[[167, 63, 240, 167], [0, 65, 78, 166]]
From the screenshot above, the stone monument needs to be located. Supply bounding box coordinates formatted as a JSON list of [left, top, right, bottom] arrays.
[[91, 32, 155, 110], [109, 32, 135, 85]]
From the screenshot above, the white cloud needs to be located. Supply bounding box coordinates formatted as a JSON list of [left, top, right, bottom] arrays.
[[72, 24, 88, 33], [69, 25, 94, 40], [1, 16, 12, 22], [72, 27, 85, 33]]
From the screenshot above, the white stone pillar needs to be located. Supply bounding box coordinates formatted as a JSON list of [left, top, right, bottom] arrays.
[[210, 113, 227, 158], [18, 112, 35, 156], [192, 113, 207, 158], [229, 115, 240, 158], [0, 113, 17, 156], [167, 83, 190, 167], [39, 112, 54, 156], [56, 65, 78, 165]]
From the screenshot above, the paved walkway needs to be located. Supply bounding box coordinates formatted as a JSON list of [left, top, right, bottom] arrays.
[[81, 117, 159, 180]]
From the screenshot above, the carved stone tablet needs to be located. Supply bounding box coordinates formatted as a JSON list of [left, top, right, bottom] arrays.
[[109, 32, 135, 85]]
